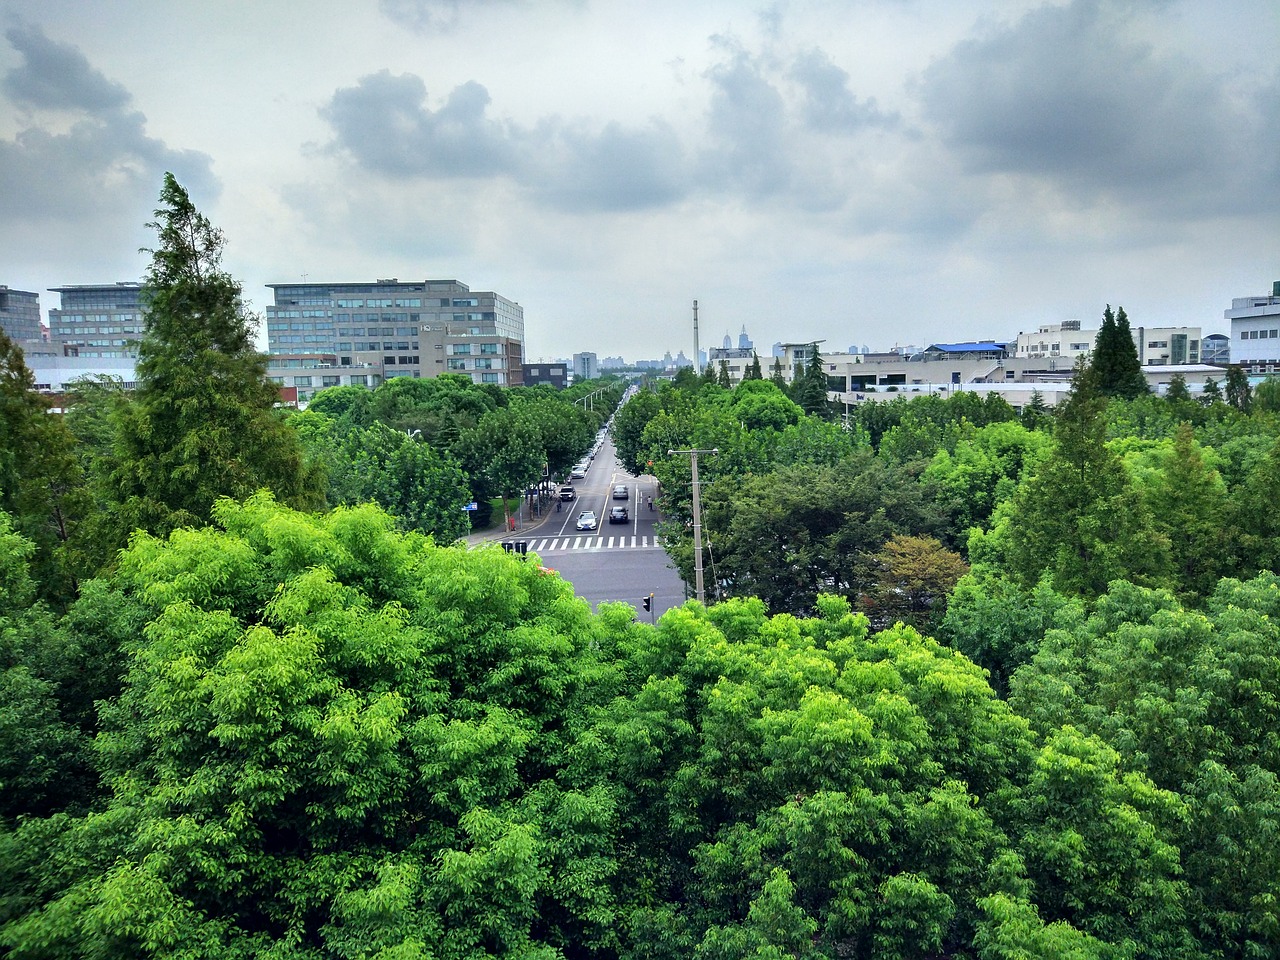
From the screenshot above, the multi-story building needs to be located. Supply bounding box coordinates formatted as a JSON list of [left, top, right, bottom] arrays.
[[46, 283, 146, 358], [1012, 319, 1202, 368], [1225, 282, 1280, 374], [264, 278, 524, 400], [571, 352, 598, 381], [0, 286, 42, 342]]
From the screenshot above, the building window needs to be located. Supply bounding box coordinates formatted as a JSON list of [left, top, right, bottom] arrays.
[[453, 344, 471, 355], [350, 375, 367, 386], [448, 359, 468, 370], [294, 376, 312, 387], [480, 342, 500, 355], [481, 372, 500, 383]]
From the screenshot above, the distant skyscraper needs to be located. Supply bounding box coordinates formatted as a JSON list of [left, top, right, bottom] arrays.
[[738, 325, 753, 350], [0, 285, 41, 342]]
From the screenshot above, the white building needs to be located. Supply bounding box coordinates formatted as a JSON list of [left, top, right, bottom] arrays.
[[1225, 282, 1280, 373], [1013, 320, 1202, 366]]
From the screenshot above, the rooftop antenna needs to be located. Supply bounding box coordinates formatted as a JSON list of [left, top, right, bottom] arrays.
[[692, 299, 700, 374]]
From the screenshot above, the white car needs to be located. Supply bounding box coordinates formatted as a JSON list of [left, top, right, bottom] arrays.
[[570, 466, 587, 479], [576, 511, 598, 531]]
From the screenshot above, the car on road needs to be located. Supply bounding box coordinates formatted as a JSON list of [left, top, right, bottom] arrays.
[[570, 466, 587, 479], [612, 484, 629, 499], [559, 485, 576, 501], [576, 510, 598, 531], [609, 506, 629, 524]]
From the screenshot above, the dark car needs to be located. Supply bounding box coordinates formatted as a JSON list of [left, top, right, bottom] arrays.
[[612, 484, 629, 500], [609, 506, 629, 524], [559, 485, 576, 501]]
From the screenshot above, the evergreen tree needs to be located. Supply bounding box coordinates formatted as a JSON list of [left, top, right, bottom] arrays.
[[744, 351, 763, 381], [0, 331, 86, 603], [770, 355, 787, 389], [1001, 359, 1170, 597], [700, 359, 718, 387], [102, 173, 321, 541], [791, 344, 831, 418], [717, 359, 732, 389], [1225, 366, 1253, 412], [1165, 373, 1191, 404], [1093, 304, 1146, 398], [1201, 377, 1222, 405], [1021, 389, 1051, 430]]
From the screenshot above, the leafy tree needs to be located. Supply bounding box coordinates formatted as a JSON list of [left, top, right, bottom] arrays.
[[861, 533, 968, 633], [1165, 372, 1191, 404], [101, 173, 321, 542], [1251, 376, 1280, 414], [349, 423, 471, 541], [612, 389, 661, 475], [695, 454, 941, 614]]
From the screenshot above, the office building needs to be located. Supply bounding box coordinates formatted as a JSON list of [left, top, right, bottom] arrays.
[[571, 352, 598, 381], [0, 286, 42, 342], [264, 278, 524, 400], [46, 283, 146, 358]]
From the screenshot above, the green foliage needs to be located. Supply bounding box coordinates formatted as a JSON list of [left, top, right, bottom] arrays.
[[100, 174, 322, 544], [0, 330, 87, 604], [998, 363, 1170, 597], [1092, 305, 1146, 399], [1225, 366, 1252, 412]]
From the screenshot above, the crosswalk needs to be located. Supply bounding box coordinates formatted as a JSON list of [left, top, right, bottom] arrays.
[[511, 534, 665, 554]]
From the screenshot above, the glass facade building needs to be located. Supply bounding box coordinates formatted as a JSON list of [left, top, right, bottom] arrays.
[[0, 286, 42, 342], [264, 278, 524, 400], [47, 283, 146, 358]]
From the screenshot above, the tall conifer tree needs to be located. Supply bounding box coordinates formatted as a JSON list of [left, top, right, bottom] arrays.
[[103, 173, 320, 540]]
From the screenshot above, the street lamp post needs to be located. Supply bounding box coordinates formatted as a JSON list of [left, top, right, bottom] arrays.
[[668, 447, 718, 603]]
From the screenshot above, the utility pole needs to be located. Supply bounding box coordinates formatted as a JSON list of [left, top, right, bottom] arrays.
[[668, 447, 717, 603]]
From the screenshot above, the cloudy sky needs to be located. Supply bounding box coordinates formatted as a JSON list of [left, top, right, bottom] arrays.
[[1, 0, 1276, 361]]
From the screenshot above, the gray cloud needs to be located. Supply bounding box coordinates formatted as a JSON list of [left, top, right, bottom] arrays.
[[321, 73, 693, 213], [3, 22, 131, 113], [697, 49, 792, 197], [378, 0, 571, 33], [0, 24, 217, 223], [525, 119, 689, 212], [918, 0, 1268, 213], [321, 72, 518, 178], [790, 49, 898, 133]]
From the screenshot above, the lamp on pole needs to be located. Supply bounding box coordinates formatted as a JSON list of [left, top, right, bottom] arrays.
[[668, 447, 718, 603]]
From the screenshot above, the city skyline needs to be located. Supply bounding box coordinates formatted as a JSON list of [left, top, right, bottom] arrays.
[[1, 0, 1276, 361]]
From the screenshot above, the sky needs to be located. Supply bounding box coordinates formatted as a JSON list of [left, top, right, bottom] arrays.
[[1, 0, 1277, 362]]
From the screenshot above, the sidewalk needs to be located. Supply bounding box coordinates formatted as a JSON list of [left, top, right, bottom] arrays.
[[463, 497, 557, 548]]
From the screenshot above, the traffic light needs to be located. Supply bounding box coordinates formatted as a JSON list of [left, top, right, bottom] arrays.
[[642, 594, 652, 612]]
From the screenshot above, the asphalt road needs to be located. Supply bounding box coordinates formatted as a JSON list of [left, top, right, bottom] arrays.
[[496, 433, 688, 617]]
